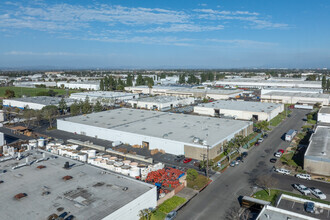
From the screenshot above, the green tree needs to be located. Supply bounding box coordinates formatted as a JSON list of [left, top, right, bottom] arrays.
[[42, 105, 58, 128], [100, 79, 104, 91], [22, 109, 35, 129], [94, 100, 103, 112], [232, 135, 249, 153], [70, 101, 80, 116], [58, 97, 67, 113], [4, 89, 15, 98], [82, 97, 92, 114], [136, 74, 144, 86], [201, 73, 207, 83], [187, 168, 198, 181], [327, 79, 330, 91], [126, 74, 133, 86], [255, 121, 269, 134], [33, 110, 43, 126], [322, 75, 326, 90], [116, 78, 125, 90], [179, 74, 186, 84], [160, 73, 166, 79]]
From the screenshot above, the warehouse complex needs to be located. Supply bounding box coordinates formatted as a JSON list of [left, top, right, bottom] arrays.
[[125, 86, 243, 100], [70, 91, 138, 104], [0, 151, 157, 220], [194, 100, 284, 121], [304, 126, 330, 176], [3, 96, 75, 110], [128, 96, 194, 111], [57, 109, 253, 160], [261, 92, 330, 106]]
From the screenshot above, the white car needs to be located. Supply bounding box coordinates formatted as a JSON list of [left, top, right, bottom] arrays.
[[258, 138, 264, 143], [293, 184, 311, 195], [274, 152, 282, 158], [296, 173, 312, 180], [275, 168, 290, 175], [310, 187, 327, 200]]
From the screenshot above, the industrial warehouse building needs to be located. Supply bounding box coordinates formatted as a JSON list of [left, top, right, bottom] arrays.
[[3, 96, 75, 110], [194, 100, 284, 121], [128, 96, 194, 111], [0, 151, 157, 220], [57, 81, 100, 90], [125, 86, 243, 100], [70, 91, 138, 104], [304, 126, 330, 176], [261, 92, 330, 106], [57, 109, 253, 160], [317, 106, 330, 123], [260, 87, 323, 95], [214, 78, 322, 89]]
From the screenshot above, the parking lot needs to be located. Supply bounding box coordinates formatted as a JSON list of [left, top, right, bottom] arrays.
[[277, 197, 330, 219]]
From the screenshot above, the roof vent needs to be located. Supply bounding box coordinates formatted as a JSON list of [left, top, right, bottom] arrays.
[[321, 152, 326, 155]]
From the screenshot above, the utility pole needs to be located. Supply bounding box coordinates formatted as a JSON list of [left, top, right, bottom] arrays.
[[206, 144, 209, 179]]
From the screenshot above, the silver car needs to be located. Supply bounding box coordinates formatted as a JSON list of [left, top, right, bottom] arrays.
[[165, 211, 177, 220]]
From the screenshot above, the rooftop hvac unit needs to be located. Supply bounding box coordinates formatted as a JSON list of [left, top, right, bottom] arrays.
[[63, 162, 70, 169]]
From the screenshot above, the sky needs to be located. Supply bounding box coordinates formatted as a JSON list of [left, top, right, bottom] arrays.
[[0, 0, 329, 69]]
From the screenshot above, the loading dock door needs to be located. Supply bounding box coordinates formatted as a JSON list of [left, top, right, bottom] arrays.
[[252, 114, 258, 121], [142, 141, 149, 150], [215, 109, 220, 117]]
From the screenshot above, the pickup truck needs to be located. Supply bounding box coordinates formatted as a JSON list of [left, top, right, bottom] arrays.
[[293, 184, 311, 195]]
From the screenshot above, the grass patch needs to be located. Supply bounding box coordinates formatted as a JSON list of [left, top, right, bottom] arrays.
[[158, 196, 186, 213], [269, 112, 287, 127], [187, 174, 210, 190], [213, 152, 225, 162], [307, 119, 316, 125], [254, 189, 330, 206], [280, 152, 299, 167], [150, 210, 167, 220], [0, 86, 78, 98]]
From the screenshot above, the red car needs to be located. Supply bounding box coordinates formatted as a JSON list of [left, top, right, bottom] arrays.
[[183, 158, 192, 163], [278, 149, 285, 154]]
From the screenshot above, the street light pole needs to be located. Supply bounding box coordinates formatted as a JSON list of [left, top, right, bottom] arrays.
[[206, 144, 209, 179]]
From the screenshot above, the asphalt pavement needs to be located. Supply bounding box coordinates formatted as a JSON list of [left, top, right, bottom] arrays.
[[176, 109, 315, 220]]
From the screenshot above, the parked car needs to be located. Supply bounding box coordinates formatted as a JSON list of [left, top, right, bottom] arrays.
[[293, 184, 311, 195], [236, 156, 242, 162], [241, 152, 248, 158], [309, 187, 327, 199], [165, 211, 177, 220], [278, 149, 285, 154], [263, 133, 268, 138], [59, 212, 68, 218], [275, 168, 290, 175], [65, 215, 75, 220], [296, 173, 312, 180], [274, 152, 282, 158], [270, 158, 277, 163], [183, 158, 192, 164], [235, 160, 239, 165], [175, 155, 185, 162], [255, 142, 260, 146], [305, 202, 315, 213], [258, 138, 264, 143], [230, 161, 236, 167]]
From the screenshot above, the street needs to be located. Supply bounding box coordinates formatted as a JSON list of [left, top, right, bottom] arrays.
[[176, 109, 318, 220]]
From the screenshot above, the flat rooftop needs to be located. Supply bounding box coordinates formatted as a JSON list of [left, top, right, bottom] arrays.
[[130, 96, 190, 103], [5, 96, 75, 105], [305, 126, 330, 162], [262, 92, 330, 99], [319, 106, 330, 114], [59, 108, 252, 147], [197, 100, 282, 113], [258, 206, 318, 220], [0, 150, 154, 220], [218, 79, 321, 84], [71, 91, 135, 98]]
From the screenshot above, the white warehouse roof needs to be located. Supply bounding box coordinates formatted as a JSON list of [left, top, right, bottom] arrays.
[[197, 100, 282, 113], [59, 108, 252, 147]]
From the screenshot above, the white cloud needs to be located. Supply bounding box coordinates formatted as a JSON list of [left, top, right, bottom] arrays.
[[206, 39, 278, 48], [139, 24, 224, 33]]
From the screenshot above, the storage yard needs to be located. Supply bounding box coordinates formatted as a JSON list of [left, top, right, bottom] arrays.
[[0, 148, 157, 220], [2, 96, 75, 110], [57, 108, 253, 160], [194, 100, 284, 121]]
